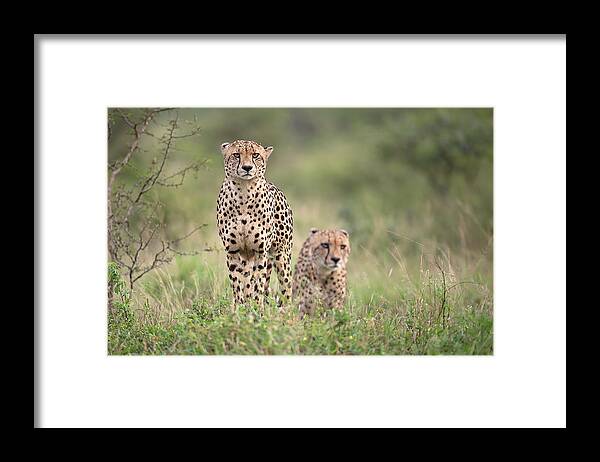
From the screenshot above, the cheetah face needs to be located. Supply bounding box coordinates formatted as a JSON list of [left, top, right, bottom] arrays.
[[310, 228, 351, 272], [220, 140, 273, 181]]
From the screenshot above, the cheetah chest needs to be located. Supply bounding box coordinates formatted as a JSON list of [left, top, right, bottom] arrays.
[[222, 186, 274, 255]]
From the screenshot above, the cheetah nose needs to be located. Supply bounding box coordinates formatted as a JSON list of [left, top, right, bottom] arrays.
[[331, 257, 340, 264], [241, 165, 253, 172]]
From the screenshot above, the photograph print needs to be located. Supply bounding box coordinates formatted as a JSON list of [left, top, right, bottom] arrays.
[[107, 107, 493, 355]]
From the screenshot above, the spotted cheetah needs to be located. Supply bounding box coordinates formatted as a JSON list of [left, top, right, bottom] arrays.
[[217, 140, 293, 309], [292, 228, 351, 317]]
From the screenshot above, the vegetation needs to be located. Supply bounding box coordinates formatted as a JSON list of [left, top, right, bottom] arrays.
[[107, 108, 493, 355]]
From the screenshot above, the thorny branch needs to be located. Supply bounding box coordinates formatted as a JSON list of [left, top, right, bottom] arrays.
[[107, 108, 207, 297]]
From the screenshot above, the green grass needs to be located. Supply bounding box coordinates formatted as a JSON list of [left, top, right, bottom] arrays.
[[108, 252, 493, 355]]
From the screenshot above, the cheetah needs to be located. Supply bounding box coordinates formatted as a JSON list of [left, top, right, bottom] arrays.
[[216, 140, 293, 309], [292, 228, 351, 317]]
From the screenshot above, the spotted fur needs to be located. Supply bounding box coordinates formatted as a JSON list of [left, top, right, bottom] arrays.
[[292, 228, 351, 316], [216, 140, 293, 310]]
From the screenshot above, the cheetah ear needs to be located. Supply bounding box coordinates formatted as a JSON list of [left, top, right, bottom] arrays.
[[340, 229, 349, 237], [265, 146, 274, 159], [310, 227, 319, 234], [220, 142, 230, 154]]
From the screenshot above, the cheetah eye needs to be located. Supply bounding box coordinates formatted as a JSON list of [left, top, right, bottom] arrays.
[[340, 245, 346, 250], [321, 243, 329, 249], [232, 153, 240, 158], [252, 153, 260, 159]]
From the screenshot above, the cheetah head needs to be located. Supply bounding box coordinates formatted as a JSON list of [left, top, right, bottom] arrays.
[[309, 228, 351, 272], [220, 140, 273, 181]]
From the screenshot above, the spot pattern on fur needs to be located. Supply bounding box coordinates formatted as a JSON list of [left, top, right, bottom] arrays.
[[292, 228, 351, 316], [216, 140, 293, 310]]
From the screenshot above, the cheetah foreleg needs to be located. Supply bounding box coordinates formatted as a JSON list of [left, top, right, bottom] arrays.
[[274, 249, 293, 310], [250, 251, 269, 311], [226, 253, 247, 309]]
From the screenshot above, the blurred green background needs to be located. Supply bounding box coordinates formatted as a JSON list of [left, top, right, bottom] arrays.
[[108, 108, 492, 301]]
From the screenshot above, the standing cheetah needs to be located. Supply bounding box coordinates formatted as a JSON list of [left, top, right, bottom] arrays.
[[216, 140, 293, 309], [292, 228, 351, 316]]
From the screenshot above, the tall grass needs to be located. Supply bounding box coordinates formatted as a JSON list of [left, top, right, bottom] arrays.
[[108, 226, 492, 355]]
